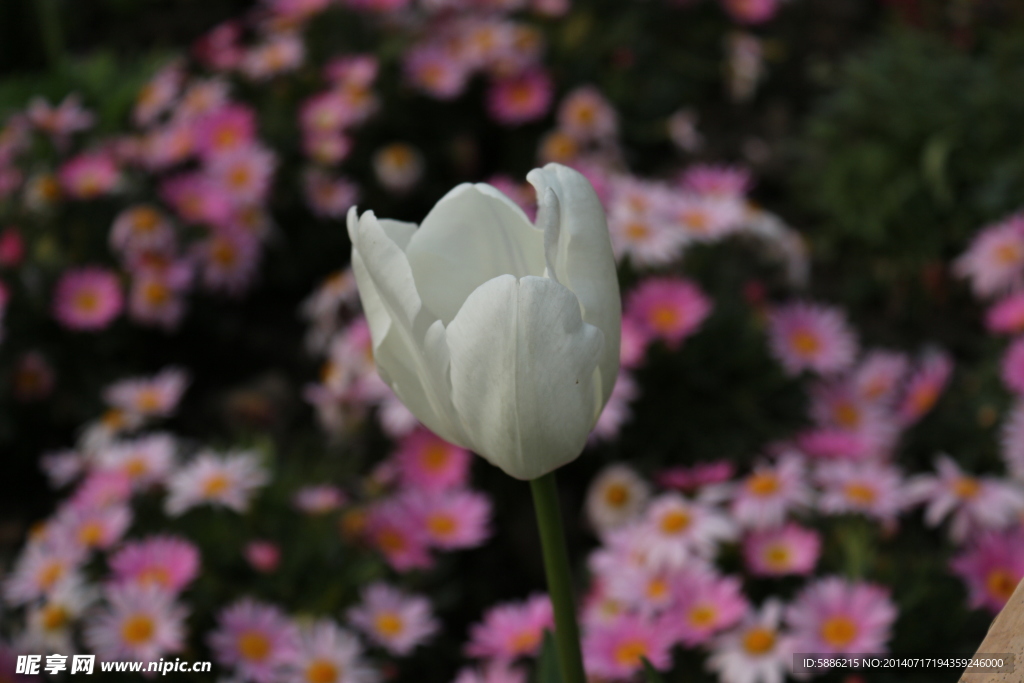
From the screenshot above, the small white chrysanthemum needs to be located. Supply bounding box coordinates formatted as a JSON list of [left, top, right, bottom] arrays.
[[636, 493, 737, 568], [164, 450, 268, 516], [730, 453, 812, 530], [84, 583, 187, 661], [289, 619, 378, 683], [585, 464, 651, 534], [347, 583, 438, 656], [20, 576, 96, 653], [103, 367, 190, 419], [95, 433, 177, 489], [706, 599, 792, 683]]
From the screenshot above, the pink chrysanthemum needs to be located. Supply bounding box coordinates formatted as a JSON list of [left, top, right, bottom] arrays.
[[246, 541, 281, 573], [1001, 401, 1024, 480], [1002, 337, 1024, 394], [109, 205, 176, 257], [897, 350, 953, 425], [680, 164, 752, 198], [160, 173, 233, 226], [293, 484, 346, 514], [625, 277, 713, 348], [986, 292, 1024, 335], [84, 584, 187, 662], [108, 535, 199, 594], [706, 599, 793, 683], [164, 450, 268, 516], [636, 493, 737, 568], [582, 613, 675, 679], [743, 523, 821, 577], [620, 317, 651, 370], [852, 350, 909, 404], [670, 568, 749, 645], [3, 541, 86, 606], [289, 619, 377, 683], [52, 503, 132, 552], [27, 94, 94, 139], [816, 461, 906, 522], [364, 496, 433, 571], [730, 453, 811, 529], [206, 145, 276, 205], [194, 227, 261, 295], [607, 206, 683, 267], [950, 526, 1024, 613], [58, 152, 120, 199], [405, 45, 471, 100], [104, 368, 189, 419], [128, 262, 192, 330], [304, 169, 359, 219], [487, 68, 553, 125], [767, 302, 857, 376], [194, 104, 256, 160], [52, 267, 123, 331], [669, 194, 746, 242], [557, 86, 617, 142], [133, 63, 182, 127], [391, 428, 471, 492], [590, 371, 639, 443], [347, 582, 438, 656], [786, 577, 896, 655], [406, 490, 492, 550], [209, 598, 299, 683], [955, 214, 1024, 298], [906, 455, 1024, 542], [68, 470, 133, 510], [465, 593, 552, 661]]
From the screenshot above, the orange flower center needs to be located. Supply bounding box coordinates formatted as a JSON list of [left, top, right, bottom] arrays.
[[202, 473, 231, 497], [141, 280, 170, 305], [604, 483, 630, 508], [834, 402, 861, 428], [41, 604, 69, 631], [510, 629, 541, 653], [377, 529, 407, 552], [790, 329, 821, 356], [121, 614, 155, 646], [132, 207, 161, 232], [305, 660, 339, 683], [659, 509, 691, 534], [746, 472, 779, 497], [820, 616, 858, 648], [646, 577, 669, 600], [427, 514, 457, 538], [421, 444, 450, 472], [986, 568, 1018, 603], [74, 290, 101, 314], [688, 604, 717, 628], [625, 221, 650, 241], [374, 612, 404, 637], [843, 482, 877, 505], [763, 543, 792, 570], [38, 561, 64, 590], [238, 630, 271, 661], [996, 242, 1022, 266], [78, 521, 105, 547], [649, 305, 682, 334], [613, 639, 649, 667], [137, 567, 171, 587], [743, 627, 777, 655], [953, 477, 981, 499]]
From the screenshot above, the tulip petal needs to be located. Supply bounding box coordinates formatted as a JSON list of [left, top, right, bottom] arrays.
[[446, 274, 604, 480], [347, 208, 466, 445], [528, 164, 621, 405], [405, 183, 545, 325]]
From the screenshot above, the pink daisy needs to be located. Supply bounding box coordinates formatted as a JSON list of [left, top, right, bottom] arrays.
[[103, 367, 189, 418], [289, 619, 377, 683], [786, 577, 896, 655], [557, 86, 617, 142], [128, 262, 192, 330], [816, 461, 906, 522], [108, 535, 199, 593], [656, 461, 736, 492], [742, 523, 821, 577], [3, 541, 87, 606], [607, 205, 684, 267], [669, 194, 746, 242], [767, 302, 858, 376], [582, 613, 675, 679], [293, 484, 346, 514], [164, 450, 268, 516], [133, 63, 182, 127], [706, 599, 793, 683], [0, 226, 24, 266], [40, 449, 84, 489], [986, 292, 1024, 335], [363, 496, 433, 571], [625, 277, 713, 348], [950, 526, 1024, 613], [487, 68, 553, 125], [619, 317, 650, 369], [372, 142, 424, 193], [160, 173, 233, 226], [140, 121, 196, 169], [209, 598, 299, 683], [906, 454, 1024, 542], [175, 78, 231, 122], [240, 33, 305, 81], [852, 350, 909, 404], [347, 582, 438, 656], [52, 503, 132, 552], [27, 94, 94, 139], [405, 45, 471, 100], [206, 145, 276, 205], [465, 593, 552, 661], [52, 267, 123, 331], [730, 453, 812, 529], [194, 227, 261, 294], [109, 205, 176, 257], [591, 371, 639, 443], [636, 493, 737, 568], [84, 584, 186, 662], [1002, 337, 1024, 394], [304, 169, 359, 219], [58, 152, 119, 199], [955, 214, 1024, 298], [680, 164, 752, 198], [67, 470, 133, 510], [193, 21, 244, 71], [670, 568, 749, 645], [406, 490, 492, 550], [896, 349, 953, 425], [194, 104, 256, 160], [392, 428, 472, 492], [304, 130, 352, 165]]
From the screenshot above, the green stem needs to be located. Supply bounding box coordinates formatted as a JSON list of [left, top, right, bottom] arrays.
[[530, 470, 586, 683], [34, 0, 65, 70]]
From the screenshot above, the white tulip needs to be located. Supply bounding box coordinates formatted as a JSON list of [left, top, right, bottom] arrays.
[[347, 163, 621, 480]]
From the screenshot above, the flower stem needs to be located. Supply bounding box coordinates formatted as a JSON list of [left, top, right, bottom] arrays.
[[530, 470, 586, 683]]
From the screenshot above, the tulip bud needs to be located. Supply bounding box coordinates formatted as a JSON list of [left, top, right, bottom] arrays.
[[348, 163, 620, 480]]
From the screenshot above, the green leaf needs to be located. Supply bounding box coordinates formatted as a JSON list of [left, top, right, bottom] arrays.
[[535, 630, 563, 683], [641, 657, 665, 683]]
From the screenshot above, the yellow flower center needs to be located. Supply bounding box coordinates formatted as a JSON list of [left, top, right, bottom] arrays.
[[41, 604, 69, 631], [75, 291, 101, 314], [820, 616, 858, 648], [510, 629, 540, 653], [211, 239, 238, 267], [743, 627, 777, 655], [649, 305, 682, 334], [374, 612, 404, 637], [625, 221, 650, 241], [681, 210, 710, 233], [135, 388, 164, 412], [37, 561, 64, 590], [132, 207, 161, 232], [305, 660, 339, 683], [377, 529, 407, 552], [238, 630, 271, 661], [613, 639, 649, 667], [124, 456, 149, 479], [421, 444, 450, 472], [604, 483, 630, 508], [121, 614, 155, 646], [843, 482, 877, 505], [646, 577, 669, 600], [986, 568, 1018, 602], [745, 472, 779, 497], [143, 281, 171, 306], [659, 509, 691, 534], [790, 329, 821, 357], [78, 521, 105, 547], [427, 514, 457, 538], [996, 242, 1022, 265], [953, 477, 981, 499], [763, 543, 792, 570], [137, 566, 171, 587], [688, 605, 717, 628], [834, 402, 861, 428], [202, 473, 231, 497]]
